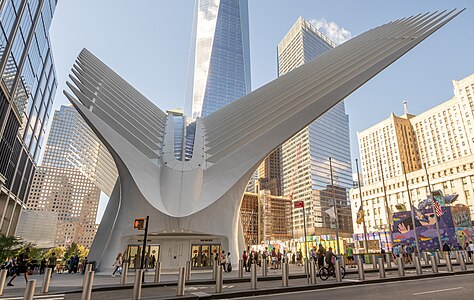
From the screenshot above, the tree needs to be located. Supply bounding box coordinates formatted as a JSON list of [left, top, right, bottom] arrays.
[[44, 246, 66, 260], [64, 243, 89, 260], [0, 234, 23, 262]]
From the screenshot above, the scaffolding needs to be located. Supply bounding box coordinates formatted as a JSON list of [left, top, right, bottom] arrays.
[[240, 190, 292, 246]]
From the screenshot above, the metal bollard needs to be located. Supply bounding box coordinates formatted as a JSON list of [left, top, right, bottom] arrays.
[[414, 256, 422, 275], [304, 257, 309, 274], [81, 271, 94, 300], [262, 259, 268, 276], [215, 266, 223, 293], [459, 252, 467, 271], [185, 261, 191, 281], [446, 255, 453, 272], [385, 253, 392, 268], [378, 258, 386, 278], [282, 262, 289, 287], [463, 250, 470, 262], [430, 255, 439, 273], [372, 254, 377, 269], [309, 260, 317, 285], [397, 257, 405, 277], [335, 259, 342, 282], [133, 269, 144, 300], [42, 268, 52, 294], [177, 267, 186, 296], [85, 263, 93, 272], [435, 252, 441, 265], [454, 251, 460, 264], [251, 263, 257, 290], [212, 260, 217, 280], [0, 269, 8, 296], [239, 259, 243, 278], [24, 279, 36, 300], [357, 257, 365, 281], [154, 261, 161, 283], [120, 262, 129, 285], [422, 252, 429, 265]]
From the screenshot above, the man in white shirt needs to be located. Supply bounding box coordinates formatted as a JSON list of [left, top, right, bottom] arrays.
[[468, 241, 474, 260]]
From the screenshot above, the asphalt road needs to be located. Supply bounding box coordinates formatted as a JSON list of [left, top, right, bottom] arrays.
[[235, 273, 474, 300]]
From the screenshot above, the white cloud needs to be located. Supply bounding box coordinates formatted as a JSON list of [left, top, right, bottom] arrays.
[[309, 18, 352, 45]]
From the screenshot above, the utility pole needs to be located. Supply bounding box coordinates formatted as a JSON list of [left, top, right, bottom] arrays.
[[355, 159, 369, 254], [424, 163, 443, 251], [379, 159, 393, 251], [140, 216, 150, 270], [329, 157, 340, 255], [402, 162, 420, 255]]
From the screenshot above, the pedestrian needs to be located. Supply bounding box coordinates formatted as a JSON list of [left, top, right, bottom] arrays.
[[220, 250, 227, 272], [7, 247, 30, 286], [226, 252, 232, 272], [405, 244, 413, 264], [242, 250, 248, 272], [469, 241, 474, 259], [48, 252, 57, 274], [82, 257, 89, 274], [40, 258, 46, 275], [346, 244, 354, 268], [112, 253, 123, 277], [317, 244, 326, 270]]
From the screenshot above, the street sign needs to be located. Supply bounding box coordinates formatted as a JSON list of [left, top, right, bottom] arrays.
[[294, 201, 304, 208], [134, 218, 145, 230]]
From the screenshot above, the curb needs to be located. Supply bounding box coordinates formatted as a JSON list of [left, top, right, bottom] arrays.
[[162, 269, 474, 299]]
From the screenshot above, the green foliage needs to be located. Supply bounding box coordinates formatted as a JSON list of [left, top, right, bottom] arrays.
[[44, 246, 66, 260], [0, 234, 23, 262], [19, 242, 44, 260], [64, 243, 89, 260]]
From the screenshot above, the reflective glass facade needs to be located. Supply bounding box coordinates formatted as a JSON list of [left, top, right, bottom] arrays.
[[190, 0, 251, 119], [0, 0, 57, 236], [280, 17, 353, 237], [26, 106, 100, 247]]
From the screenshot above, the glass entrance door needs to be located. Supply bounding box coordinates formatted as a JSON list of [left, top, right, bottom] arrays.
[[190, 244, 221, 269], [126, 244, 160, 269]]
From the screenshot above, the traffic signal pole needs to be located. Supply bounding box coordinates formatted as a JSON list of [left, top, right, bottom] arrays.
[[140, 216, 150, 271]]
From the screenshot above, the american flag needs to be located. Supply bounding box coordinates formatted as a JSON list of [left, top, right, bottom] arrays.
[[433, 198, 444, 217]]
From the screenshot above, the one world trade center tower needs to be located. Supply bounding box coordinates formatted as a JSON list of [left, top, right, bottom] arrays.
[[189, 0, 251, 119]]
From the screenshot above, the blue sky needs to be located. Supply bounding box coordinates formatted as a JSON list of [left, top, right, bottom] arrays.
[[48, 1, 474, 222]]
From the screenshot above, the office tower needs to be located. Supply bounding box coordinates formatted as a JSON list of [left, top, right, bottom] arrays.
[[24, 105, 106, 247], [0, 0, 58, 235], [351, 73, 474, 237], [279, 17, 353, 242], [189, 0, 251, 119]]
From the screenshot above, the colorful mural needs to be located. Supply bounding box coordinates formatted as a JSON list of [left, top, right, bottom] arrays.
[[392, 204, 473, 251]]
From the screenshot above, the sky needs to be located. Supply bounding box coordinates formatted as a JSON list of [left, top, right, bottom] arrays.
[[48, 1, 474, 222]]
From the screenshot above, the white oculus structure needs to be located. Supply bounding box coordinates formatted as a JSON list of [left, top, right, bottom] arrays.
[[64, 10, 463, 271]]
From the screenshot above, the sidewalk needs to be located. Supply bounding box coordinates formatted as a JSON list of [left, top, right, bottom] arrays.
[[0, 257, 470, 299]]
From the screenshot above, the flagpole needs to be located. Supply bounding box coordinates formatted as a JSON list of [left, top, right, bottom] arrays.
[[302, 201, 309, 259], [329, 157, 340, 255], [379, 159, 392, 251], [355, 159, 369, 254], [424, 163, 443, 251], [402, 162, 421, 255]]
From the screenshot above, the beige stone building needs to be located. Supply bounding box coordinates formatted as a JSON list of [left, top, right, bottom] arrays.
[[351, 74, 474, 234], [23, 105, 115, 248]]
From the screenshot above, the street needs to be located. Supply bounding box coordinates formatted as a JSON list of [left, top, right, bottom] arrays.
[[235, 273, 474, 300]]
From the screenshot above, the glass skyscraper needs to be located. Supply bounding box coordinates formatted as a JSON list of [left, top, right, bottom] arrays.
[[0, 0, 57, 236], [279, 17, 353, 240], [189, 0, 251, 119]]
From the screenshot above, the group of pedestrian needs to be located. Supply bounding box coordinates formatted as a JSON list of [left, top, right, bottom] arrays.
[[309, 244, 336, 271], [215, 250, 232, 272], [392, 243, 415, 263]]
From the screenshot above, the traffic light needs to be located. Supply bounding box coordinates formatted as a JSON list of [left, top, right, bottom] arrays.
[[134, 218, 145, 230]]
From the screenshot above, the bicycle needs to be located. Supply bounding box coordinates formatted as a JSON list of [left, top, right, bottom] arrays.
[[319, 260, 346, 281]]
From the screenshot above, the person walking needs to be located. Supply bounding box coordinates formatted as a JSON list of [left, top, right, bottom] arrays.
[[242, 250, 249, 272], [112, 253, 123, 277], [220, 250, 227, 272], [468, 241, 474, 260], [317, 244, 326, 270], [48, 252, 57, 274], [7, 247, 30, 286], [40, 258, 46, 275], [226, 252, 232, 272]]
